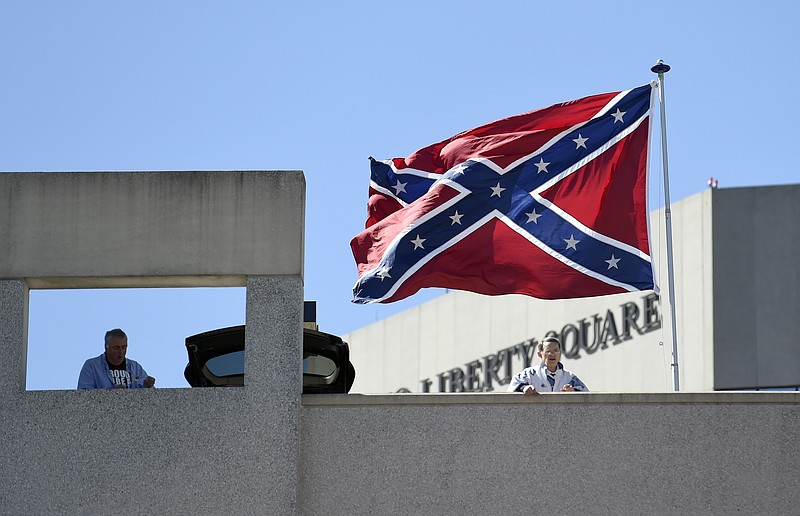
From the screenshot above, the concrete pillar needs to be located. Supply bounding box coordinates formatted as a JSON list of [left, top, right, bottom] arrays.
[[0, 279, 27, 395], [244, 275, 303, 513]]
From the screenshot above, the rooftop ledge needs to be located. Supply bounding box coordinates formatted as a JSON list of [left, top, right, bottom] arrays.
[[302, 391, 800, 407]]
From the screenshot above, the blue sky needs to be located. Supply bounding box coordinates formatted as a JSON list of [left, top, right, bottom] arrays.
[[3, 1, 797, 389]]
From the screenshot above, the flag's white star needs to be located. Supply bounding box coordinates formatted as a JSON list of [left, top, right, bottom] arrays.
[[450, 163, 468, 177], [376, 266, 391, 280], [490, 182, 506, 198], [525, 208, 542, 224], [392, 180, 408, 195], [449, 211, 464, 225], [611, 108, 626, 123], [564, 234, 580, 250], [572, 134, 588, 149], [411, 235, 426, 250], [605, 254, 620, 269], [534, 157, 550, 174]]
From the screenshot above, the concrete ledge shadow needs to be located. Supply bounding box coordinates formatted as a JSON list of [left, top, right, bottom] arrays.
[[302, 391, 800, 406]]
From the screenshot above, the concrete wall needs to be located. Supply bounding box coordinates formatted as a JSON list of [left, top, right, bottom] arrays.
[[712, 185, 800, 389], [301, 393, 800, 515], [0, 171, 306, 514], [0, 275, 304, 515]]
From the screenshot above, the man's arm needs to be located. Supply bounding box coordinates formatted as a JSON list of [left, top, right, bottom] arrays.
[[77, 360, 97, 390], [507, 369, 538, 395], [507, 373, 526, 393], [566, 374, 588, 392], [521, 385, 539, 396], [129, 360, 155, 388]]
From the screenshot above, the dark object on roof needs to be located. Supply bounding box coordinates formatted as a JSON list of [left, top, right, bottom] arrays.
[[184, 325, 355, 393]]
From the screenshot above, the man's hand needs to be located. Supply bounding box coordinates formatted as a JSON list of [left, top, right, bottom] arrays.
[[523, 385, 539, 396], [144, 376, 156, 388], [560, 384, 575, 392]]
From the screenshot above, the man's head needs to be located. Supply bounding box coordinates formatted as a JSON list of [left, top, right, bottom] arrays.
[[104, 328, 128, 366], [537, 336, 561, 372]]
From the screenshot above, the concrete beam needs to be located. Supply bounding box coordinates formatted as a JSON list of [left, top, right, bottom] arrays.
[[0, 171, 305, 284]]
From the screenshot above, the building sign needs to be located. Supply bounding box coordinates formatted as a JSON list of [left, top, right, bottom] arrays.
[[417, 293, 661, 393]]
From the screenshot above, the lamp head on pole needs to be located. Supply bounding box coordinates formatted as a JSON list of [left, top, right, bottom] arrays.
[[651, 59, 671, 74]]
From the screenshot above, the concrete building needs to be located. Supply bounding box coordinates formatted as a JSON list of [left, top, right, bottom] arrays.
[[345, 184, 800, 394], [1, 173, 798, 514]]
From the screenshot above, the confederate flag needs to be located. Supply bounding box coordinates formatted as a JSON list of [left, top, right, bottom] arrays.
[[351, 83, 659, 304]]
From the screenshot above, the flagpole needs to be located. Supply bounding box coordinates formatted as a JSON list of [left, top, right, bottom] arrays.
[[651, 59, 680, 391]]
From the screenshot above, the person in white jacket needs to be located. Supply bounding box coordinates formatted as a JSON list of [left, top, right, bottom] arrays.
[[507, 336, 587, 395]]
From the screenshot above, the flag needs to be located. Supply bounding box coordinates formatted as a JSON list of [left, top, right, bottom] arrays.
[[351, 83, 658, 304]]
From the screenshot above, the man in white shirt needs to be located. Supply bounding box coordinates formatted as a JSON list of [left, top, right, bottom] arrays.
[[507, 336, 588, 395]]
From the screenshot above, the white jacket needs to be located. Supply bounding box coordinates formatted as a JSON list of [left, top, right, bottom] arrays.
[[507, 362, 588, 393]]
